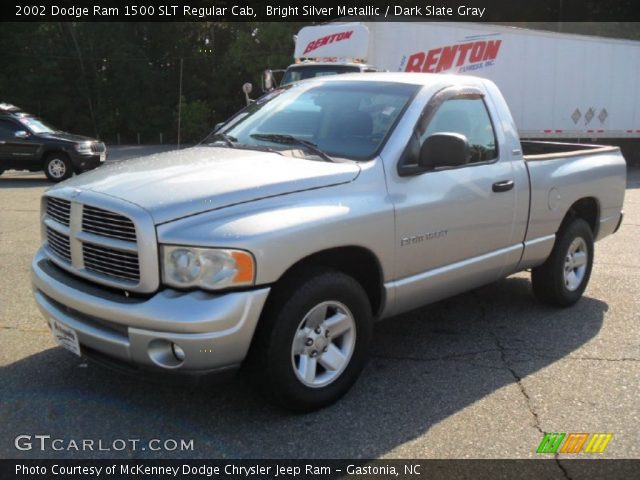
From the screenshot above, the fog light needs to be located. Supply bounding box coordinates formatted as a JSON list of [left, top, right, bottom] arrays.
[[148, 339, 184, 368], [171, 343, 186, 362]]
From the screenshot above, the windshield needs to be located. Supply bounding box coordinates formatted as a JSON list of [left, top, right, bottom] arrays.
[[221, 80, 419, 161], [18, 115, 58, 134], [281, 65, 362, 86]]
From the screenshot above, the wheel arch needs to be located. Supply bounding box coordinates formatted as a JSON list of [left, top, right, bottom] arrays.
[[266, 246, 386, 318], [559, 197, 599, 237]]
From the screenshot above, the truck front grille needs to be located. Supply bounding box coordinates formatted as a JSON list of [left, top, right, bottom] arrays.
[[46, 197, 71, 226], [82, 205, 137, 242], [83, 243, 140, 282], [91, 142, 106, 153], [42, 193, 152, 291], [46, 226, 71, 262]]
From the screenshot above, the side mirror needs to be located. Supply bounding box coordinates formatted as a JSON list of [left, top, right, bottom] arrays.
[[262, 70, 275, 91], [14, 130, 30, 139], [419, 133, 470, 169], [242, 82, 253, 106], [213, 122, 225, 132]]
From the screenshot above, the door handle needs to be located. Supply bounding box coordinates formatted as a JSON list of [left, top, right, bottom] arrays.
[[492, 180, 514, 192], [0, 141, 6, 144]]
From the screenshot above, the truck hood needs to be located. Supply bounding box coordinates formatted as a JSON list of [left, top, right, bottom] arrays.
[[54, 146, 360, 224]]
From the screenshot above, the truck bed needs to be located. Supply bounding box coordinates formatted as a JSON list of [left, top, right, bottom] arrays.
[[522, 140, 619, 160], [521, 140, 625, 253]]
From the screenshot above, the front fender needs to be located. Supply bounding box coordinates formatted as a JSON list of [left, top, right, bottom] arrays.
[[156, 160, 394, 286]]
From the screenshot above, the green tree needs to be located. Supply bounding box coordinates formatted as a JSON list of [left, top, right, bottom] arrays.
[[4, 22, 635, 145], [178, 97, 211, 144]]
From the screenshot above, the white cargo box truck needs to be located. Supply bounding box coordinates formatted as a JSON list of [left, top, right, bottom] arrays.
[[279, 22, 640, 150]]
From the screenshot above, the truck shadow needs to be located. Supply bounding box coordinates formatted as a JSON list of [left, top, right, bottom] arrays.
[[1, 276, 607, 459]]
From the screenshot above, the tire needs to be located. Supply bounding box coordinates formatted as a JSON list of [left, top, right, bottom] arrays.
[[247, 267, 373, 412], [43, 153, 73, 182], [531, 218, 594, 307]]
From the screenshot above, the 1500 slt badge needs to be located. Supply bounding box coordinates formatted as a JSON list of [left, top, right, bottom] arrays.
[[401, 230, 448, 246]]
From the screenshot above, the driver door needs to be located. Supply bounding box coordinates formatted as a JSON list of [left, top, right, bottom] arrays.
[[388, 87, 521, 312]]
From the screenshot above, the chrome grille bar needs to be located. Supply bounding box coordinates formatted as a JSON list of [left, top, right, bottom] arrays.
[[90, 143, 106, 153], [41, 189, 159, 293], [83, 244, 140, 282], [46, 226, 71, 262], [46, 197, 71, 226], [82, 205, 136, 242]]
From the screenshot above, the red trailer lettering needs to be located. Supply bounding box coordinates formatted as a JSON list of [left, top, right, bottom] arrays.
[[469, 42, 486, 63], [303, 30, 354, 55], [483, 40, 501, 60], [456, 43, 475, 66], [406, 52, 425, 72], [403, 38, 503, 73], [423, 48, 441, 73], [436, 45, 459, 72]]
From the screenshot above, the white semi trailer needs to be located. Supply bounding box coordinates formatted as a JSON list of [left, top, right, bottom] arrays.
[[273, 22, 640, 155]]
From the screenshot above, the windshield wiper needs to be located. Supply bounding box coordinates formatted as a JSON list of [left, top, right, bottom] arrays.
[[250, 133, 334, 162], [204, 132, 287, 157], [208, 132, 237, 147]]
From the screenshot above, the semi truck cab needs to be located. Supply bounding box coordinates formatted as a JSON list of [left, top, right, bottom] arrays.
[[279, 62, 376, 86], [247, 23, 376, 103]]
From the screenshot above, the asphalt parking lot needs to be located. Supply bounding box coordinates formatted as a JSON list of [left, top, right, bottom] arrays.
[[0, 150, 638, 466]]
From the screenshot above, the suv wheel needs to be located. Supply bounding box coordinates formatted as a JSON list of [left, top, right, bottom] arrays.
[[247, 267, 372, 412], [44, 153, 73, 182], [531, 218, 594, 307]]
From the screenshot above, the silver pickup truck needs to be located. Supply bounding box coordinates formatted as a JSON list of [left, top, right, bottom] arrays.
[[32, 73, 626, 411]]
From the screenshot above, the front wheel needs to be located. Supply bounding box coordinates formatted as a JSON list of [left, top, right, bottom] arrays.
[[44, 153, 73, 182], [247, 268, 372, 412], [532, 218, 594, 307]]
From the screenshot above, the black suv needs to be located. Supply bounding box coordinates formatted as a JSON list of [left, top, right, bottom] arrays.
[[0, 103, 106, 182]]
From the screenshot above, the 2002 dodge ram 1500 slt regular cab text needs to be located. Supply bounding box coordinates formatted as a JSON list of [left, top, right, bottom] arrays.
[[32, 73, 626, 411]]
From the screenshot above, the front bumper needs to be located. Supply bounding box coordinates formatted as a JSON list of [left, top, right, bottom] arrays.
[[69, 152, 106, 172], [31, 248, 270, 374]]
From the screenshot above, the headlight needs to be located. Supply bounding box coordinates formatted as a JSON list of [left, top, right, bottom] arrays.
[[161, 246, 255, 290], [74, 142, 93, 155]]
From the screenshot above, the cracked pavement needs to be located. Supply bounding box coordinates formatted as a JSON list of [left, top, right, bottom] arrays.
[[1, 158, 638, 466]]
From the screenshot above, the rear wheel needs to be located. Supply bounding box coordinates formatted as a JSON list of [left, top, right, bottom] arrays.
[[532, 218, 594, 307], [247, 267, 372, 412], [44, 153, 73, 182]]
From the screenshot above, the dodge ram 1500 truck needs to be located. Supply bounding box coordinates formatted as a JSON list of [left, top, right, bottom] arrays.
[[32, 73, 626, 411]]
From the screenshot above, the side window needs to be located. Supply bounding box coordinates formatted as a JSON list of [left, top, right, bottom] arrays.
[[0, 119, 20, 138], [423, 98, 498, 163]]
